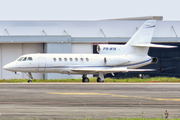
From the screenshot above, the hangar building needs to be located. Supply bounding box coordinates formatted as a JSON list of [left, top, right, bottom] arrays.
[[1, 16, 180, 79]]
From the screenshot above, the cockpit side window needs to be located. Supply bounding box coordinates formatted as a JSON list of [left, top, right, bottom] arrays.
[[17, 57, 24, 61], [23, 57, 27, 61], [27, 57, 33, 61]]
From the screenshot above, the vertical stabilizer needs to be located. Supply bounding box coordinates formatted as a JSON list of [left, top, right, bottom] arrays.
[[124, 20, 157, 55]]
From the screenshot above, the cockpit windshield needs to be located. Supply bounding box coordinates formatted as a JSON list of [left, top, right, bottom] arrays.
[[17, 57, 33, 61], [27, 57, 33, 61], [23, 57, 27, 61], [17, 57, 24, 61]]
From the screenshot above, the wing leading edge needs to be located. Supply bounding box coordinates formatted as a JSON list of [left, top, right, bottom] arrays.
[[71, 67, 156, 73]]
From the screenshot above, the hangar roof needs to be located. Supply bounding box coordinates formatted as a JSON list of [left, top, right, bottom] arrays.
[[0, 20, 180, 38]]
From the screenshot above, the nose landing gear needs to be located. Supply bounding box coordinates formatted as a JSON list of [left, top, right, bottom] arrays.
[[26, 72, 33, 83], [28, 80, 32, 83]]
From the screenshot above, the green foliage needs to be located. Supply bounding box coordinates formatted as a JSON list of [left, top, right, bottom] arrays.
[[0, 77, 180, 83]]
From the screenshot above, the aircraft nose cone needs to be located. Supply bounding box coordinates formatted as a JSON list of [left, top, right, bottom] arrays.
[[3, 64, 10, 70], [3, 63, 15, 71]]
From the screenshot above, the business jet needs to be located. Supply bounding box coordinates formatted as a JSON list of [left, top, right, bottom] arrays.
[[3, 20, 177, 83]]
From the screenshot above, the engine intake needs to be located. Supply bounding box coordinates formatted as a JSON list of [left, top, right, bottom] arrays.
[[151, 57, 158, 64]]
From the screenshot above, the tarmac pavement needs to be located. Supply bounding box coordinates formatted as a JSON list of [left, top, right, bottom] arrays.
[[0, 83, 179, 119]]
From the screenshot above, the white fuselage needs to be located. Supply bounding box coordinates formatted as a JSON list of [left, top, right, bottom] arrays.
[[3, 53, 152, 75]]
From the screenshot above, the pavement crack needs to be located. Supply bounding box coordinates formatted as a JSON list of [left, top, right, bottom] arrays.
[[139, 100, 145, 105], [70, 96, 101, 118]]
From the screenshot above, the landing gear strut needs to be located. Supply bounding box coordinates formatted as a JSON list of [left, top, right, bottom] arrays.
[[26, 72, 33, 83], [97, 72, 104, 83], [82, 74, 89, 83]]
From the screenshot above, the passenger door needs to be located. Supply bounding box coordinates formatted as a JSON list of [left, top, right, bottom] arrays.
[[38, 57, 46, 72]]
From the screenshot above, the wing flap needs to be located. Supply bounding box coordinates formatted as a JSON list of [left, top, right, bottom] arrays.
[[131, 44, 177, 48]]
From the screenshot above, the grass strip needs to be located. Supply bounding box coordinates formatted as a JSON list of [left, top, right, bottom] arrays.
[[0, 77, 180, 83]]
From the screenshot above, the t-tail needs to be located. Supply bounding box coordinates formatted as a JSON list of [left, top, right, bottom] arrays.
[[97, 20, 177, 55], [124, 20, 177, 55]]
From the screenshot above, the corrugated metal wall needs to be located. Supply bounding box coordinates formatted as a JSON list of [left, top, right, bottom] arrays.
[[0, 21, 180, 37], [0, 43, 43, 79], [71, 44, 93, 79]]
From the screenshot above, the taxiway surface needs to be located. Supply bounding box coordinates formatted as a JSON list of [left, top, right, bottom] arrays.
[[0, 83, 179, 120]]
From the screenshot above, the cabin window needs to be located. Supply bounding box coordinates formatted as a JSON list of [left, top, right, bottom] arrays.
[[75, 58, 78, 62], [80, 58, 83, 61], [27, 57, 33, 61], [64, 58, 67, 61], [59, 58, 62, 61], [17, 57, 24, 61], [23, 57, 27, 61], [53, 58, 56, 61], [86, 58, 89, 62], [70, 58, 73, 61]]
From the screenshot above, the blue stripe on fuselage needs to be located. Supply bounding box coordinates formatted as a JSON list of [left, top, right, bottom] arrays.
[[145, 25, 155, 28]]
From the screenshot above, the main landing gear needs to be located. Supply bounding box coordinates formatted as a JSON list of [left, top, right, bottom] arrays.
[[26, 72, 33, 83], [82, 74, 89, 83], [82, 72, 105, 83], [97, 72, 104, 83]]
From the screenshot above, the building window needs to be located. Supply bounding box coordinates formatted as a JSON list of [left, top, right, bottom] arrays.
[[70, 58, 73, 61], [64, 58, 67, 61], [53, 58, 56, 61], [59, 58, 62, 61], [86, 58, 89, 62], [75, 58, 78, 62]]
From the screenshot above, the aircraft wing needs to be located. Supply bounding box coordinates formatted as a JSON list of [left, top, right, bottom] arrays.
[[71, 67, 156, 73]]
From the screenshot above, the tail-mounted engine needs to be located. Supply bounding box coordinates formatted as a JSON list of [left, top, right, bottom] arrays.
[[151, 57, 158, 64]]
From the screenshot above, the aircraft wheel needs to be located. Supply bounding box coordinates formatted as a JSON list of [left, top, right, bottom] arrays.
[[82, 77, 89, 83], [28, 80, 32, 83], [97, 77, 104, 83]]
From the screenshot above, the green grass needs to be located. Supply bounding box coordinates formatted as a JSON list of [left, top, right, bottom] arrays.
[[91, 118, 180, 120], [0, 77, 180, 83]]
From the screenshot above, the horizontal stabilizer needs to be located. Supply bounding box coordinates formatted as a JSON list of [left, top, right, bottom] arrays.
[[72, 67, 156, 73], [131, 44, 177, 48]]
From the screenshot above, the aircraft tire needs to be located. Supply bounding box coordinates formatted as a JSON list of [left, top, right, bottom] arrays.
[[82, 77, 89, 83], [97, 77, 104, 83], [28, 80, 32, 83]]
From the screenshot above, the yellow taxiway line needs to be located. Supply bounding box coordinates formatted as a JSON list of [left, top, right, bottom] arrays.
[[46, 92, 180, 101]]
